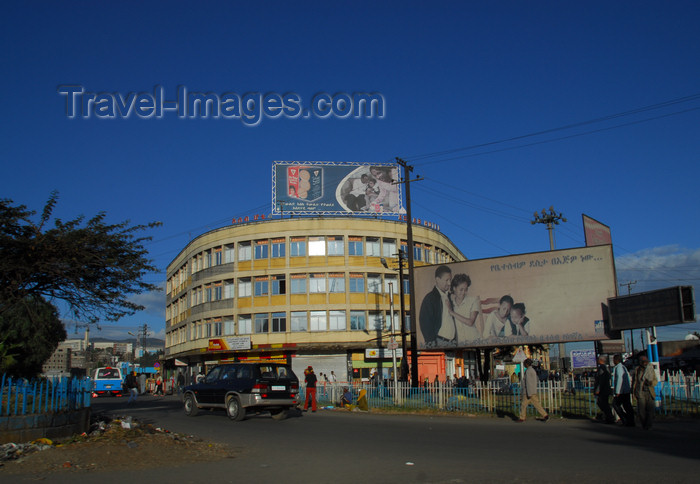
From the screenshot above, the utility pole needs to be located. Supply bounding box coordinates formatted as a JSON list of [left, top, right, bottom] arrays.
[[396, 157, 421, 387], [531, 207, 567, 370]]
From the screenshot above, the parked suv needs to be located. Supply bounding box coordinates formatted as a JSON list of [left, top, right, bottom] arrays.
[[183, 363, 299, 421]]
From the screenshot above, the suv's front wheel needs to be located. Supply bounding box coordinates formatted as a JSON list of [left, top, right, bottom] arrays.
[[226, 396, 246, 421]]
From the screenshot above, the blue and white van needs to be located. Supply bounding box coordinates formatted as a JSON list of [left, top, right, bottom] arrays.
[[93, 367, 124, 396]]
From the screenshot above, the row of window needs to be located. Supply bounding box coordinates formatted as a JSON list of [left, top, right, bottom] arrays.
[[167, 272, 411, 320], [166, 310, 412, 346], [168, 235, 453, 296]]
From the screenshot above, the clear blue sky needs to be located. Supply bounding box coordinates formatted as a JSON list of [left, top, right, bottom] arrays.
[[2, 1, 699, 345]]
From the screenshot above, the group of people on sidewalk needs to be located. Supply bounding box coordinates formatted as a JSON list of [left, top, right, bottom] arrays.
[[518, 354, 658, 428], [594, 354, 658, 429]]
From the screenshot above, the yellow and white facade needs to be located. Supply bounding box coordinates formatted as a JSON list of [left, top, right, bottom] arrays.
[[165, 217, 465, 380]]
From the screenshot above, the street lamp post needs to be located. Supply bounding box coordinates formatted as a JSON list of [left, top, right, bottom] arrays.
[[381, 250, 408, 381], [531, 207, 567, 370]]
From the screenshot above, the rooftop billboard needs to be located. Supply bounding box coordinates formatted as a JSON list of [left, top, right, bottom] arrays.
[[414, 245, 617, 349], [272, 161, 405, 215]]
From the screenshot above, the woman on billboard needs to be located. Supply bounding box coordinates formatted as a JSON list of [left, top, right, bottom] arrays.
[[446, 273, 484, 343]]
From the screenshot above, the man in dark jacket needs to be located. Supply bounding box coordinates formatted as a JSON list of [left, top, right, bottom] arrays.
[[126, 370, 139, 405], [594, 356, 615, 423]]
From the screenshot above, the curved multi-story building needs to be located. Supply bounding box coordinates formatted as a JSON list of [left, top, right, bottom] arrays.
[[165, 217, 465, 382]]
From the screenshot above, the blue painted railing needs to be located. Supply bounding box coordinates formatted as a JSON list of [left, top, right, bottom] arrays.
[[0, 374, 92, 417]]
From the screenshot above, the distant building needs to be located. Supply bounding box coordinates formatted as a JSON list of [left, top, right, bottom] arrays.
[[42, 344, 71, 376]]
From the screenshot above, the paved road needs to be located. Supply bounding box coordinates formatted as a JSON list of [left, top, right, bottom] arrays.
[[28, 394, 700, 483]]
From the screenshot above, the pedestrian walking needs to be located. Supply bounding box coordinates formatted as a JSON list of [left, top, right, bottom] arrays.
[[632, 355, 658, 430], [517, 359, 549, 422], [177, 371, 185, 394], [611, 354, 634, 426], [594, 356, 615, 423], [126, 370, 139, 404], [303, 366, 318, 412]]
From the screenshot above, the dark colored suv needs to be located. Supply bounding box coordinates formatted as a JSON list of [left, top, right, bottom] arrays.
[[183, 363, 299, 421]]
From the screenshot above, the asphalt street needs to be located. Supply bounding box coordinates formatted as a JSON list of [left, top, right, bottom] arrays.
[[20, 394, 700, 483]]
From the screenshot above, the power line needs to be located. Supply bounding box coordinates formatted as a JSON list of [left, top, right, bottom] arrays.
[[400, 92, 700, 164]]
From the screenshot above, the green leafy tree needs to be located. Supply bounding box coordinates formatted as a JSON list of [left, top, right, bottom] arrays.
[[0, 192, 161, 376], [0, 192, 161, 323], [0, 295, 66, 377]]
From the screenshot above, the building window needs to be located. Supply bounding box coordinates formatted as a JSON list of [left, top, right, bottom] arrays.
[[327, 236, 344, 256], [423, 246, 432, 264], [205, 284, 212, 302], [349, 273, 365, 293], [309, 311, 327, 331], [308, 236, 326, 256], [254, 313, 269, 333], [238, 242, 251, 261], [290, 274, 307, 294], [348, 236, 363, 256], [214, 283, 223, 301], [367, 274, 381, 293], [267, 275, 284, 295], [191, 322, 196, 340], [214, 248, 223, 265], [204, 320, 212, 337], [291, 311, 307, 332], [369, 311, 386, 331], [205, 250, 212, 268], [213, 319, 223, 336], [366, 237, 380, 256], [224, 280, 234, 299], [238, 278, 252, 297], [271, 238, 286, 258], [402, 277, 410, 295], [309, 273, 326, 293], [329, 310, 346, 331], [238, 315, 252, 334], [413, 244, 422, 261], [272, 312, 286, 333], [254, 277, 269, 296], [224, 319, 234, 335], [290, 237, 306, 257], [350, 311, 366, 330], [224, 244, 235, 263], [255, 240, 269, 259], [328, 274, 345, 293], [382, 238, 396, 257]]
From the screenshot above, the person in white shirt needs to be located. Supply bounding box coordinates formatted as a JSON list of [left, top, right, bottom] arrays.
[[446, 273, 483, 343]]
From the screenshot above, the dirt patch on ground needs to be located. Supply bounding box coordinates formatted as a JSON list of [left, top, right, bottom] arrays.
[[0, 414, 235, 476]]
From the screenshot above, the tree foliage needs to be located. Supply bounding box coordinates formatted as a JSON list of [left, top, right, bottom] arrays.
[[0, 192, 161, 324], [0, 295, 66, 377]]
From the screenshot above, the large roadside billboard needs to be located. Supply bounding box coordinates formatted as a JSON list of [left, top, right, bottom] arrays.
[[414, 245, 617, 349], [272, 161, 405, 215]]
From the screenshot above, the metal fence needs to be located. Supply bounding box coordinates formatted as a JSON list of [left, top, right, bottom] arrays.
[[303, 373, 700, 419], [0, 374, 92, 417]]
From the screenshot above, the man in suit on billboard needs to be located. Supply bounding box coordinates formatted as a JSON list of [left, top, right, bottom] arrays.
[[419, 265, 452, 347]]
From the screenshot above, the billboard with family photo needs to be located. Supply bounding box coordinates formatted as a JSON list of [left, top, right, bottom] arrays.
[[272, 161, 405, 215], [414, 245, 617, 349]]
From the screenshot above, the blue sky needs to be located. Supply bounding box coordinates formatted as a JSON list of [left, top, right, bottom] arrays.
[[2, 1, 699, 347]]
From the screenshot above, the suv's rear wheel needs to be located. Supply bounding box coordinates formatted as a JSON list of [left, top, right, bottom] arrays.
[[184, 394, 199, 417], [226, 396, 246, 421], [270, 408, 289, 420]]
